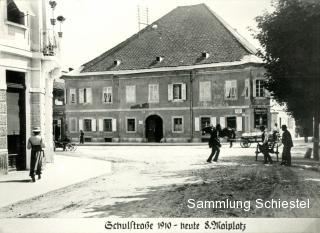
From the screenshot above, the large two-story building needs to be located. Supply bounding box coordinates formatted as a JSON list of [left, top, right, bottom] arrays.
[[63, 4, 270, 143], [0, 0, 63, 174]]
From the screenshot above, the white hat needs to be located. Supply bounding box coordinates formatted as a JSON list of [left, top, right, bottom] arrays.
[[32, 127, 41, 132]]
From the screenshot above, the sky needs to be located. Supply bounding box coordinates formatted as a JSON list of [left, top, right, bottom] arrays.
[[54, 0, 274, 70]]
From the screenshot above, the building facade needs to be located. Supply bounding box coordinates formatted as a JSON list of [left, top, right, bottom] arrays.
[[0, 0, 63, 174], [63, 4, 271, 143]]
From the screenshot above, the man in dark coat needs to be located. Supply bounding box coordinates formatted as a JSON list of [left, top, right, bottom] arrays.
[[207, 124, 222, 163], [259, 125, 273, 164], [281, 125, 293, 166]]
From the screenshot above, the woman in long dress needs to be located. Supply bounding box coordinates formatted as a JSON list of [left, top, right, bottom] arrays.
[[27, 127, 45, 182]]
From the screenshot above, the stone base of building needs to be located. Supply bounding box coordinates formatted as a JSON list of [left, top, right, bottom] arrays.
[[0, 151, 8, 174]]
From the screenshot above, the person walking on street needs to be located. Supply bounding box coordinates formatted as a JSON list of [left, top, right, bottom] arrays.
[[207, 124, 222, 163], [281, 125, 293, 166], [80, 130, 84, 144], [27, 127, 45, 182], [259, 125, 273, 164]]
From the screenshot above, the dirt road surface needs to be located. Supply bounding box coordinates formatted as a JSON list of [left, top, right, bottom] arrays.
[[0, 144, 319, 218]]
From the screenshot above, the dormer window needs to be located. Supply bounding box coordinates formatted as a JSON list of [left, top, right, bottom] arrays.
[[202, 52, 210, 59], [114, 60, 121, 66], [156, 56, 163, 62]]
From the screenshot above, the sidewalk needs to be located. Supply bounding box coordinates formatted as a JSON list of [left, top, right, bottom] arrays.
[[0, 155, 112, 208]]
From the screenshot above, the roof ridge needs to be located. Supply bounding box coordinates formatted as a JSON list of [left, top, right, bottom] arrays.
[[203, 4, 257, 54], [81, 5, 183, 72]]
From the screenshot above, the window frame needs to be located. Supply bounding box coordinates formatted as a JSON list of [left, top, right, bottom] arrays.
[[225, 80, 238, 100], [172, 116, 184, 133], [83, 119, 92, 132], [199, 81, 211, 101], [69, 117, 77, 133], [126, 85, 136, 103], [148, 83, 159, 103], [126, 117, 136, 133], [103, 118, 113, 132], [102, 86, 113, 104], [255, 79, 265, 98], [69, 88, 76, 105]]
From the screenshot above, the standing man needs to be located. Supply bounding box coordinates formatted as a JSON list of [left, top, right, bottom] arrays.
[[281, 125, 293, 166], [207, 124, 222, 163], [80, 130, 84, 144], [27, 127, 45, 182], [259, 125, 273, 164]]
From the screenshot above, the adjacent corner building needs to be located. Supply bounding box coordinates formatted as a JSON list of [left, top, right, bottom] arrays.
[[62, 4, 271, 143], [0, 0, 62, 174]]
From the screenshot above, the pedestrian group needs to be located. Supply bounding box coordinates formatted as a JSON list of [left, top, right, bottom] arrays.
[[206, 123, 293, 166]]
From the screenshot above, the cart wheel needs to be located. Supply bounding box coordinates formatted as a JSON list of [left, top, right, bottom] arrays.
[[240, 140, 251, 148], [71, 144, 77, 151]]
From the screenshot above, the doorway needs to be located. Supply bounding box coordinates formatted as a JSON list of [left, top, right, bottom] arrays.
[[145, 115, 163, 142], [6, 71, 26, 171]]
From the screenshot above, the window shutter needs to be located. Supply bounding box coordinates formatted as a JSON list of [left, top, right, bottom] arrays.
[[154, 84, 159, 102], [86, 88, 92, 103], [168, 84, 173, 101], [102, 87, 107, 102], [79, 88, 84, 103], [210, 117, 216, 126], [91, 118, 96, 132], [98, 119, 103, 131], [237, 116, 243, 131], [182, 83, 187, 100], [225, 81, 230, 99], [79, 119, 83, 131], [243, 79, 250, 99], [195, 117, 200, 131], [70, 89, 76, 104], [253, 79, 256, 97], [233, 80, 237, 100], [112, 118, 117, 132], [219, 117, 225, 128]]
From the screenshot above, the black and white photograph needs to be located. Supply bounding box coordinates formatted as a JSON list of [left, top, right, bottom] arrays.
[[0, 0, 319, 232]]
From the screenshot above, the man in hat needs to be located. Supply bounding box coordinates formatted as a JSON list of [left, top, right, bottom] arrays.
[[207, 124, 222, 163], [259, 125, 273, 164], [281, 125, 293, 166], [27, 127, 45, 182]]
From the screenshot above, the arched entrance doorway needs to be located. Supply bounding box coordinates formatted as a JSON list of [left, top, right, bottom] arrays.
[[145, 115, 163, 142]]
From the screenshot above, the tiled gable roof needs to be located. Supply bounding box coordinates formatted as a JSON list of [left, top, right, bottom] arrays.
[[81, 4, 256, 73]]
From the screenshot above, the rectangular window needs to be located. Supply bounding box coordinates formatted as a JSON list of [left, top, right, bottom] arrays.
[[226, 116, 237, 129], [254, 108, 268, 128], [173, 117, 183, 132], [256, 80, 265, 98], [103, 119, 112, 132], [201, 117, 211, 129], [84, 119, 92, 132], [69, 118, 77, 132], [127, 118, 136, 132], [70, 89, 76, 104], [102, 87, 112, 103], [199, 81, 211, 101], [225, 80, 237, 100], [148, 84, 159, 103], [79, 88, 92, 104], [173, 84, 182, 100], [126, 85, 136, 103]]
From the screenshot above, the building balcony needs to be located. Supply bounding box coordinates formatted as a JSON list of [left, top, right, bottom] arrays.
[[41, 29, 59, 56]]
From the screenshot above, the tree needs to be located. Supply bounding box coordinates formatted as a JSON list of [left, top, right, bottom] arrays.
[[255, 0, 320, 160]]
